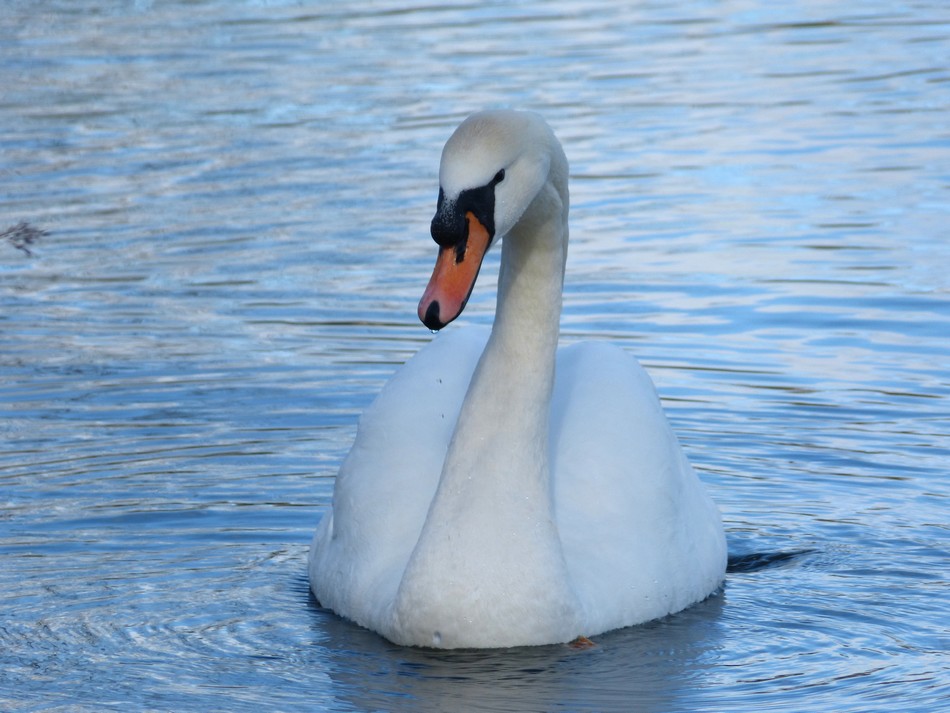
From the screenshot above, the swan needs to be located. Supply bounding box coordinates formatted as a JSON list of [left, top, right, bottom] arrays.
[[309, 110, 726, 649]]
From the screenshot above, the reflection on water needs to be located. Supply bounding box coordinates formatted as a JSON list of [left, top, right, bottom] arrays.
[[2, 0, 948, 711], [313, 593, 726, 713]]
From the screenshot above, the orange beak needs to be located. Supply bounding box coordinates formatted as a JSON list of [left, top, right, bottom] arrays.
[[418, 211, 493, 330]]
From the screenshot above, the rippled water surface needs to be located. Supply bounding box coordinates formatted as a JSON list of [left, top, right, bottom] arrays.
[[2, 1, 948, 711]]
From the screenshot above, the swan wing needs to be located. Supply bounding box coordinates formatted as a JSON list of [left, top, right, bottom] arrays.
[[309, 326, 489, 632], [551, 341, 726, 634]]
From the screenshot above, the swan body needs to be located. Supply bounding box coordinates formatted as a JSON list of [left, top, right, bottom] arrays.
[[309, 110, 726, 648]]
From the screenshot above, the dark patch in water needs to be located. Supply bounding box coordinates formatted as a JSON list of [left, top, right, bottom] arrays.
[[727, 549, 816, 574], [2, 221, 47, 256]]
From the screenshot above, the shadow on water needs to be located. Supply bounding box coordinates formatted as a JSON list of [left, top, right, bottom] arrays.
[[304, 587, 726, 713], [301, 548, 816, 711]]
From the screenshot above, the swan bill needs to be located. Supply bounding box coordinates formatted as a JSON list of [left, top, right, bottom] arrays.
[[418, 211, 492, 330]]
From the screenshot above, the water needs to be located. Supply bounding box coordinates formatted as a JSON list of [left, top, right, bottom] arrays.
[[2, 1, 948, 710]]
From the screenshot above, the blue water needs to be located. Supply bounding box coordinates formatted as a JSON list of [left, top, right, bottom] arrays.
[[2, 1, 948, 711]]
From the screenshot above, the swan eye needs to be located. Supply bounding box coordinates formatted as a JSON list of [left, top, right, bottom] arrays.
[[493, 169, 505, 184]]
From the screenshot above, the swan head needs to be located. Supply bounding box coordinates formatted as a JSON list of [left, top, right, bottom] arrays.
[[418, 110, 567, 331]]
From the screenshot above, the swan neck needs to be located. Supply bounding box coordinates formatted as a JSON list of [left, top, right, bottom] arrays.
[[492, 197, 568, 367], [391, 175, 581, 647], [443, 205, 568, 493]]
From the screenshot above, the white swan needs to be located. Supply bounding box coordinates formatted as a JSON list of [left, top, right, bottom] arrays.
[[309, 110, 726, 649]]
